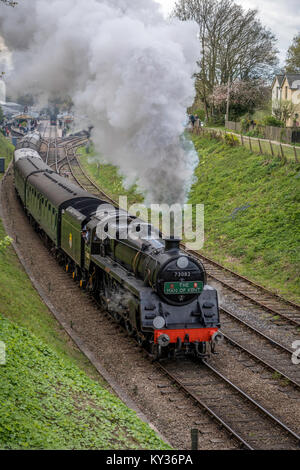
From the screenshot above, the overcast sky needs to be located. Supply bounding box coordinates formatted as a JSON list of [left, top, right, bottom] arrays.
[[156, 0, 300, 65]]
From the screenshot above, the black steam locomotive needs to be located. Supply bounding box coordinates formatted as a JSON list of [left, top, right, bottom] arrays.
[[14, 134, 222, 359]]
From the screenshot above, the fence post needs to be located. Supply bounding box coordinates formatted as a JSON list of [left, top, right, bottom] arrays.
[[269, 140, 274, 157], [280, 143, 285, 161], [249, 136, 252, 152], [258, 139, 262, 154], [293, 146, 298, 163], [191, 429, 199, 451]]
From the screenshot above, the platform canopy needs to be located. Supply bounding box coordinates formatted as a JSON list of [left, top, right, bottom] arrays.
[[13, 114, 35, 121]]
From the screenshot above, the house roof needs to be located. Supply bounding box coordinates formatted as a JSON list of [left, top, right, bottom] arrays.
[[272, 74, 285, 89], [276, 74, 285, 87], [285, 74, 300, 89]]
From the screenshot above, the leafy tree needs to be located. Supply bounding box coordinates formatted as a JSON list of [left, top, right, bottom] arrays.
[[286, 33, 300, 73], [0, 105, 4, 124], [272, 99, 296, 125], [210, 79, 270, 120]]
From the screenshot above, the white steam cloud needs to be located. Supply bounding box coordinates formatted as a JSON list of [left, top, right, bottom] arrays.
[[0, 0, 199, 204]]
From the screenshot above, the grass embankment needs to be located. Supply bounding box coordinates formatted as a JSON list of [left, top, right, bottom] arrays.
[[78, 136, 300, 303], [0, 133, 14, 172], [0, 135, 169, 450], [0, 315, 170, 450], [77, 146, 143, 205], [190, 135, 300, 302]]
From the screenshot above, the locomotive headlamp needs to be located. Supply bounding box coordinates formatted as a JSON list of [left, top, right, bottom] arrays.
[[153, 316, 166, 329], [177, 257, 189, 269]]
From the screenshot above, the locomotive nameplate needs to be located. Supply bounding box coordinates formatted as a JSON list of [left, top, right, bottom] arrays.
[[164, 281, 204, 295]]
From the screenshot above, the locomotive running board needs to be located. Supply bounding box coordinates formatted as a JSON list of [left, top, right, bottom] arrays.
[[92, 254, 149, 299]]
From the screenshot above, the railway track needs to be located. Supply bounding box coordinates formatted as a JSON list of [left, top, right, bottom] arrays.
[[89, 291, 300, 449], [45, 125, 59, 171], [63, 145, 116, 205], [188, 249, 300, 328], [220, 306, 300, 388], [96, 296, 300, 449], [156, 358, 300, 450], [16, 134, 300, 450]]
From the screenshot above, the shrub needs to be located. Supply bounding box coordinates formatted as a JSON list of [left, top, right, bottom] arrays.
[[262, 115, 284, 127], [246, 130, 265, 139], [224, 133, 240, 146], [240, 115, 252, 132], [206, 115, 225, 127]]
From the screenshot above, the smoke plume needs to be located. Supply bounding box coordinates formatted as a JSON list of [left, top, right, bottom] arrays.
[[0, 0, 199, 204]]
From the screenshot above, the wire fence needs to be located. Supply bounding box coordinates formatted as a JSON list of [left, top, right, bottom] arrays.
[[191, 125, 300, 163]]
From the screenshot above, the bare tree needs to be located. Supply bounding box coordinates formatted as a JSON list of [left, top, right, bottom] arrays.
[[0, 1, 17, 5], [173, 0, 278, 119], [286, 33, 300, 73]]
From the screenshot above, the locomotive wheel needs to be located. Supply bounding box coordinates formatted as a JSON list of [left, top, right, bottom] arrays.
[[136, 333, 145, 347], [195, 341, 206, 356], [87, 272, 97, 293], [151, 343, 162, 361], [112, 311, 122, 324]]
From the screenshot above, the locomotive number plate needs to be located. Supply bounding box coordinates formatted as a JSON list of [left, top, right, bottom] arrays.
[[164, 281, 204, 295]]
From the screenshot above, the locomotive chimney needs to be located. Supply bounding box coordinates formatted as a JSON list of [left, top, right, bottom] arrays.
[[164, 237, 181, 252]]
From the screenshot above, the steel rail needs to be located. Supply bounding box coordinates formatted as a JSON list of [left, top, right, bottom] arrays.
[[219, 306, 300, 388], [155, 360, 300, 450], [202, 361, 300, 446], [203, 268, 300, 327]]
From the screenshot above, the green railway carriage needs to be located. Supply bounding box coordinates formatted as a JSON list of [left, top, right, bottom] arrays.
[[14, 154, 48, 206], [26, 172, 101, 248], [14, 153, 103, 250]]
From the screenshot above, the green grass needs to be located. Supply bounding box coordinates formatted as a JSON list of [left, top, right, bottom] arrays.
[[201, 127, 300, 162], [190, 135, 300, 302], [0, 134, 14, 172], [0, 219, 105, 382], [0, 315, 170, 450]]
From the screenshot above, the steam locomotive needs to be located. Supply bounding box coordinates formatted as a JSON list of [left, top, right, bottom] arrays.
[[14, 133, 222, 359]]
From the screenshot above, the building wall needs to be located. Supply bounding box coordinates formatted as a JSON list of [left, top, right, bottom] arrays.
[[272, 78, 282, 103], [272, 77, 300, 127]]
